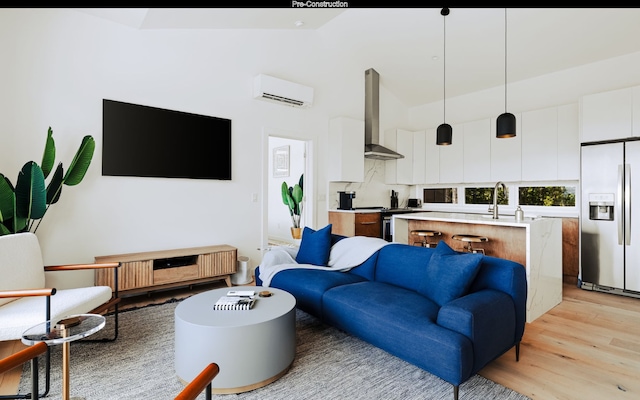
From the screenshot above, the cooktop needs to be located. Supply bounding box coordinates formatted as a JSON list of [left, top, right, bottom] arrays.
[[352, 206, 422, 213]]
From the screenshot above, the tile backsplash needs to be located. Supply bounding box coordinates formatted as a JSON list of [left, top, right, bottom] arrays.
[[328, 159, 413, 209]]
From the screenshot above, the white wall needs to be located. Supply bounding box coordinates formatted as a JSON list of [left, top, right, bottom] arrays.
[[0, 9, 328, 287], [0, 9, 408, 287]]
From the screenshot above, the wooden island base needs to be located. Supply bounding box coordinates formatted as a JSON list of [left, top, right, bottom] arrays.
[[407, 219, 526, 266]]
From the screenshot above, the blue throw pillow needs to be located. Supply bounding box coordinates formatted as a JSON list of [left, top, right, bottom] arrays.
[[295, 224, 333, 266], [418, 241, 483, 306]]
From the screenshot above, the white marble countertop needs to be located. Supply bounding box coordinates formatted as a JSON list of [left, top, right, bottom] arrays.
[[329, 209, 382, 214], [392, 211, 545, 227], [329, 208, 424, 214]]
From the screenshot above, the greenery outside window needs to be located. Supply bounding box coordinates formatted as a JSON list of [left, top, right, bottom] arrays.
[[519, 186, 575, 206], [465, 187, 508, 205]]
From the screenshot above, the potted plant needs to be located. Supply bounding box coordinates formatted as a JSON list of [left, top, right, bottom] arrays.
[[0, 127, 95, 235], [281, 174, 303, 239]]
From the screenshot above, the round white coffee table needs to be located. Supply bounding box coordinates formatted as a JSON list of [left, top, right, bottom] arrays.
[[174, 286, 296, 394]]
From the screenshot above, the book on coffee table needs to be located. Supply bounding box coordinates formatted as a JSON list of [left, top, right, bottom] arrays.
[[213, 296, 256, 310]]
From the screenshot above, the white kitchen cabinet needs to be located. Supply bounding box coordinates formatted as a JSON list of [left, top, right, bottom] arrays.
[[491, 115, 522, 182], [424, 128, 440, 184], [580, 87, 634, 142], [384, 129, 398, 184], [521, 107, 558, 181], [633, 86, 640, 137], [412, 130, 426, 184], [439, 123, 464, 183], [385, 128, 414, 184], [328, 117, 364, 182], [396, 129, 414, 184], [462, 118, 491, 183], [557, 103, 579, 180]]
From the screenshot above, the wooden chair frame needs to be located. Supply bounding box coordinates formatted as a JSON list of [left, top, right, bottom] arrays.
[[175, 363, 219, 400], [0, 342, 48, 400], [0, 262, 120, 399]]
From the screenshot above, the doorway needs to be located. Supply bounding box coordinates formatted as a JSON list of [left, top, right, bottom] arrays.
[[263, 133, 311, 252]]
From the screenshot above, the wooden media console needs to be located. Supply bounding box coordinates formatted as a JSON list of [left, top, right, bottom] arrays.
[[95, 245, 237, 296]]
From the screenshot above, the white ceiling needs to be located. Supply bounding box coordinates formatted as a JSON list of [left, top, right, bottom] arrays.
[[75, 7, 640, 107]]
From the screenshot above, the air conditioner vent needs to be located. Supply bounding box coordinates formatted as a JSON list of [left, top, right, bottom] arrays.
[[261, 93, 305, 107], [253, 74, 313, 108]]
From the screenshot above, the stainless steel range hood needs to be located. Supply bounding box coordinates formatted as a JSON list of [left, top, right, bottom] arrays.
[[364, 68, 404, 160]]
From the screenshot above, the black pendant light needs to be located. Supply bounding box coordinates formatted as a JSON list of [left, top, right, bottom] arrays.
[[497, 8, 516, 138], [436, 8, 452, 146]]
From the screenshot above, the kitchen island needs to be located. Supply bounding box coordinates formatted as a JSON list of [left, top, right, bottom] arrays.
[[393, 212, 562, 322]]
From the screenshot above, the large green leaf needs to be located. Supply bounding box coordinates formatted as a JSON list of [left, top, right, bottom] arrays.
[[0, 222, 11, 235], [292, 184, 303, 204], [281, 182, 293, 214], [41, 127, 56, 179], [46, 163, 64, 204], [15, 161, 46, 220], [291, 184, 303, 215], [0, 174, 15, 223], [63, 135, 95, 186]]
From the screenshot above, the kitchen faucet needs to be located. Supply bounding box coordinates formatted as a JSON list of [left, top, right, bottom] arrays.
[[489, 181, 506, 219]]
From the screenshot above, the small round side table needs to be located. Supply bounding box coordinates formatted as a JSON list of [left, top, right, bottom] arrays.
[[22, 314, 105, 400]]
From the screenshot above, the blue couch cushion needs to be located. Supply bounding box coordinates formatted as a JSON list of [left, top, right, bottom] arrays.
[[269, 268, 367, 317], [418, 241, 483, 306], [296, 224, 332, 266], [375, 244, 435, 292]]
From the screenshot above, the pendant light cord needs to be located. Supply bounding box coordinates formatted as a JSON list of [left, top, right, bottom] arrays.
[[442, 8, 449, 123], [504, 8, 508, 114]]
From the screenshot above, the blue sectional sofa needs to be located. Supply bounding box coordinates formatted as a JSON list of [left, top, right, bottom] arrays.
[[256, 226, 527, 400]]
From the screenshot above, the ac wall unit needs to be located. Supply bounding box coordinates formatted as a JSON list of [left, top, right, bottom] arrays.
[[253, 74, 314, 108]]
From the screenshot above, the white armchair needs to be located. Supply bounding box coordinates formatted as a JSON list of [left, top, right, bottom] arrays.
[[0, 232, 120, 399]]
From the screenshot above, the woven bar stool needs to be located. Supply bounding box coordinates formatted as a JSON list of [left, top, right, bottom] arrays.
[[452, 234, 489, 254], [410, 230, 442, 248]]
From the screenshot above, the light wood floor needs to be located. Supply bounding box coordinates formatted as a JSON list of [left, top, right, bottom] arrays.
[[2, 283, 639, 399]]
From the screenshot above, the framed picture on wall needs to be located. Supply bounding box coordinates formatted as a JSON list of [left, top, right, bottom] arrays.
[[273, 145, 290, 177]]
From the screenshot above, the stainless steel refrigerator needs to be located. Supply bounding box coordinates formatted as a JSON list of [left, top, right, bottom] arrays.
[[580, 139, 640, 297]]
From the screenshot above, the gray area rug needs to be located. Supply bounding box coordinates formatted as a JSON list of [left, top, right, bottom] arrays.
[[20, 300, 529, 400]]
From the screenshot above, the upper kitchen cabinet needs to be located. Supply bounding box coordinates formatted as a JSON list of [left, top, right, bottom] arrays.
[[328, 117, 364, 182], [439, 123, 464, 183], [491, 115, 522, 182], [462, 119, 491, 183], [557, 103, 579, 180], [521, 107, 558, 181], [412, 130, 426, 184], [580, 86, 640, 143], [423, 128, 440, 184], [518, 103, 579, 182], [385, 128, 414, 184]]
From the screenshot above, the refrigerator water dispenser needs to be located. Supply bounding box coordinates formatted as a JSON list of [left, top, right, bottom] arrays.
[[588, 193, 614, 221]]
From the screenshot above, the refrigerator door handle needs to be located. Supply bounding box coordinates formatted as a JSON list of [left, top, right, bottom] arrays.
[[625, 163, 631, 245], [618, 164, 624, 245]]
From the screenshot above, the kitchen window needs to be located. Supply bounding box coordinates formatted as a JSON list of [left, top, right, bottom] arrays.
[[421, 183, 577, 210], [423, 188, 457, 204], [465, 187, 508, 205], [518, 185, 576, 207]]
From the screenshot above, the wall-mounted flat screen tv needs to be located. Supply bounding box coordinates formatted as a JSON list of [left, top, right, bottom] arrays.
[[102, 99, 231, 180]]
